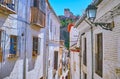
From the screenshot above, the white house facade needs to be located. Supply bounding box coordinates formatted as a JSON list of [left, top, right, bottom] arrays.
[[0, 0, 46, 79], [69, 25, 80, 79], [74, 0, 120, 79], [46, 1, 60, 79]]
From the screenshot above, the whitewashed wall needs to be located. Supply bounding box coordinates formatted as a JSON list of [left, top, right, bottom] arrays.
[[76, 0, 120, 79], [0, 0, 46, 79]]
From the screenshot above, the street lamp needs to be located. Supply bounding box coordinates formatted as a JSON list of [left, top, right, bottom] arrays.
[[86, 4, 97, 21], [86, 4, 114, 31], [85, 3, 115, 79]]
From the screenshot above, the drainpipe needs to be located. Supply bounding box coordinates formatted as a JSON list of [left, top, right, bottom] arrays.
[[23, 0, 28, 79], [84, 19, 94, 79], [46, 9, 51, 79], [91, 24, 94, 79], [79, 32, 85, 79]]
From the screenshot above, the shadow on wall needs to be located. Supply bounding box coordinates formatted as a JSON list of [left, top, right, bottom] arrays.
[[0, 59, 17, 79], [0, 15, 8, 27], [28, 57, 37, 71]]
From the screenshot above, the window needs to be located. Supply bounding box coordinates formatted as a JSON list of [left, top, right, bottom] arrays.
[[33, 0, 39, 8], [32, 37, 38, 56], [47, 11, 50, 26], [55, 27, 57, 35], [1, 0, 15, 10], [0, 31, 1, 48], [50, 19, 53, 40], [29, 36, 40, 71], [40, 77, 43, 79], [40, 0, 46, 12], [10, 35, 17, 55], [50, 19, 52, 32], [54, 51, 58, 70], [95, 33, 103, 77], [33, 0, 45, 12], [0, 31, 2, 62], [83, 72, 87, 79], [83, 37, 87, 66]]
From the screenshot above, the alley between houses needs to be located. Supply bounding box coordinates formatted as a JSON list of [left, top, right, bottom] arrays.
[[0, 0, 120, 79]]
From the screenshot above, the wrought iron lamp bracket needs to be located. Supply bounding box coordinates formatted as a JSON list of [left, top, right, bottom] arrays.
[[93, 21, 114, 31]]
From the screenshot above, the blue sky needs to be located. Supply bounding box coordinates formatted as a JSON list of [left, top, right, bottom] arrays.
[[49, 0, 92, 16]]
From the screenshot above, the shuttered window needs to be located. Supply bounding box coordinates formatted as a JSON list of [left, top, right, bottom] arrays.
[[40, 0, 46, 12], [33, 0, 39, 8], [0, 31, 1, 48], [0, 31, 2, 62], [33, 0, 46, 13], [95, 33, 103, 77], [32, 37, 38, 56], [54, 51, 58, 70], [83, 37, 87, 66], [83, 72, 87, 79], [10, 35, 17, 55]]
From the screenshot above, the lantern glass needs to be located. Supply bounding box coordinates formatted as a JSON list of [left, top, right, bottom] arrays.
[[86, 4, 97, 21]]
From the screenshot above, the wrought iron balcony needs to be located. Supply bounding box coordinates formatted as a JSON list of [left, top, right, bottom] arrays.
[[0, 0, 16, 14], [30, 7, 46, 29]]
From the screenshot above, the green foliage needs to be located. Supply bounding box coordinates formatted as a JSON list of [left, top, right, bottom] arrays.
[[60, 18, 74, 49], [59, 15, 79, 49], [65, 39, 69, 49], [60, 19, 73, 27]]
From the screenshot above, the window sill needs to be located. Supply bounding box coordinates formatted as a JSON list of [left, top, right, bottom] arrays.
[[32, 55, 37, 59], [83, 64, 87, 67], [53, 69, 56, 77], [32, 52, 38, 58], [7, 54, 18, 61], [95, 70, 102, 77]]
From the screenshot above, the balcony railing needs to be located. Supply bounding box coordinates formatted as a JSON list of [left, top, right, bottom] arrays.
[[0, 0, 16, 14], [30, 7, 46, 29]]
